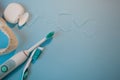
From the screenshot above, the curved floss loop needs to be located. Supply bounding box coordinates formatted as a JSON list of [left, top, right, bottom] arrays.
[[0, 17, 18, 55]]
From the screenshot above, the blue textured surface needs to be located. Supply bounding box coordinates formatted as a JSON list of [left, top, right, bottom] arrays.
[[0, 31, 8, 48], [0, 0, 120, 80]]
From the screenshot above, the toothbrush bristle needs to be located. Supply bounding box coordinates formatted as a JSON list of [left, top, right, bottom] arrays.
[[46, 31, 55, 39]]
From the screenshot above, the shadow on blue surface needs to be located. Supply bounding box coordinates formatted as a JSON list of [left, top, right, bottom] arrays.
[[40, 38, 53, 47]]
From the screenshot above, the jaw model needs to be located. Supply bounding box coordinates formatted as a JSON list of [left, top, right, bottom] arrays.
[[0, 17, 18, 55]]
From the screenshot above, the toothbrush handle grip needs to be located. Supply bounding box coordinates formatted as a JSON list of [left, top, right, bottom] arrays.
[[0, 59, 16, 79], [0, 51, 28, 79]]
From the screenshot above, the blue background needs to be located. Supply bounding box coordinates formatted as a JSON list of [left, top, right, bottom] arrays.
[[0, 0, 120, 80]]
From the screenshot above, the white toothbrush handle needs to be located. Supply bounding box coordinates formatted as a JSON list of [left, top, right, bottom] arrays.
[[0, 51, 28, 79], [27, 38, 46, 53]]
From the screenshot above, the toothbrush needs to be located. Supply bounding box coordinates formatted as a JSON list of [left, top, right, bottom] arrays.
[[0, 32, 55, 79], [21, 47, 44, 80]]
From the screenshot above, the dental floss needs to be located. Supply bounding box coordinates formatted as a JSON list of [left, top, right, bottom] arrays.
[[18, 12, 29, 27], [4, 3, 29, 27], [4, 3, 25, 24]]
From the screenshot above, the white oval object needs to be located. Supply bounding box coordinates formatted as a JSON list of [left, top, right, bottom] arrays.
[[4, 3, 25, 24], [18, 12, 29, 27], [0, 17, 18, 55]]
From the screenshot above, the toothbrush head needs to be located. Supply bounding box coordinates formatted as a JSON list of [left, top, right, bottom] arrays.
[[46, 31, 55, 39]]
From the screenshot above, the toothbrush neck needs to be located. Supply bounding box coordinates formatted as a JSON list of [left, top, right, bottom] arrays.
[[23, 50, 30, 57]]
